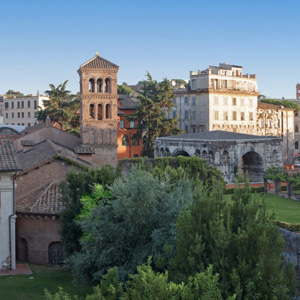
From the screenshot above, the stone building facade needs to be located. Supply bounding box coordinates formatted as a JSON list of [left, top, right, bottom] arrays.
[[297, 83, 300, 100], [155, 131, 283, 183], [170, 63, 259, 134]]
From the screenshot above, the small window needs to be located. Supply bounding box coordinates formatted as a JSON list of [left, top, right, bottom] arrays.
[[22, 112, 24, 118], [5, 102, 9, 109], [11, 102, 14, 108], [12, 113, 14, 118], [200, 111, 205, 120], [185, 125, 189, 133], [21, 101, 24, 108], [120, 120, 124, 129], [22, 123, 24, 126], [249, 112, 254, 121], [184, 110, 189, 119], [130, 121, 135, 128], [122, 135, 129, 146], [17, 101, 20, 108], [241, 112, 245, 121], [28, 112, 31, 118], [5, 113, 8, 118], [28, 123, 31, 127], [133, 154, 138, 158], [232, 111, 237, 121], [18, 112, 20, 118], [296, 141, 299, 150], [224, 111, 228, 121], [184, 96, 189, 105], [241, 99, 244, 106], [214, 111, 219, 120], [28, 100, 30, 108], [192, 97, 196, 105], [34, 100, 37, 109], [172, 110, 176, 118], [192, 111, 196, 120], [232, 98, 237, 106], [295, 124, 299, 133], [223, 97, 228, 106]]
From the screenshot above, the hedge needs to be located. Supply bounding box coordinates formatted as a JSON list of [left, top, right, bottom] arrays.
[[273, 220, 300, 232], [224, 186, 264, 194]]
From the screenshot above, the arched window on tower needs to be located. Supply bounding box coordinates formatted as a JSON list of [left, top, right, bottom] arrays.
[[106, 104, 111, 119], [97, 104, 103, 120], [296, 124, 299, 133], [89, 104, 95, 119], [89, 79, 95, 92], [96, 79, 102, 92], [122, 135, 129, 146], [105, 78, 111, 93]]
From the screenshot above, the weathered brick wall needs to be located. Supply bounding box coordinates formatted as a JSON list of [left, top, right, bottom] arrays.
[[16, 214, 65, 264], [16, 159, 73, 201]]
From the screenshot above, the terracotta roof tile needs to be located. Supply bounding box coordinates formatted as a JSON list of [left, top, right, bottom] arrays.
[[16, 182, 65, 214], [0, 139, 22, 171], [80, 54, 119, 70]]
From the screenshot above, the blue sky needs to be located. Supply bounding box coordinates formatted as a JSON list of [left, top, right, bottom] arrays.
[[1, 0, 299, 98]]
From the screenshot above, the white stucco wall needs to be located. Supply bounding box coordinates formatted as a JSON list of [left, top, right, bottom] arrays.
[[0, 172, 16, 270]]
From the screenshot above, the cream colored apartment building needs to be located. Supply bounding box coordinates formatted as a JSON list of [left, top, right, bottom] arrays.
[[3, 95, 48, 127], [171, 63, 259, 134]]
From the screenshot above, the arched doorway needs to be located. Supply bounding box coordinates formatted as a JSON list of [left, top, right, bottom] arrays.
[[48, 242, 64, 265], [239, 151, 264, 182], [173, 150, 190, 157], [17, 238, 28, 262]]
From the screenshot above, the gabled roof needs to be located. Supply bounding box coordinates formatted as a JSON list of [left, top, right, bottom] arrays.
[[118, 95, 139, 110], [80, 53, 119, 70], [17, 140, 58, 171], [0, 139, 22, 171], [16, 182, 65, 214]]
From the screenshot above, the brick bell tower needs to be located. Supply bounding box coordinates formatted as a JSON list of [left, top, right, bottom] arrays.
[[77, 52, 119, 166]]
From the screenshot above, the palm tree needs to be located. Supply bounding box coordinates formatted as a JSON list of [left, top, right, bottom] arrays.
[[36, 81, 80, 136]]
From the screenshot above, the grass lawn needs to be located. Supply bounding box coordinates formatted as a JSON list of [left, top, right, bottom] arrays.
[[0, 264, 93, 300], [223, 193, 300, 224]]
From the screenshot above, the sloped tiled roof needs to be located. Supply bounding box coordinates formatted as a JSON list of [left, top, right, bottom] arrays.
[[258, 101, 294, 110], [21, 122, 45, 134], [158, 130, 281, 141], [118, 95, 139, 110], [0, 139, 22, 171], [80, 54, 119, 70], [16, 182, 65, 214], [17, 140, 58, 171]]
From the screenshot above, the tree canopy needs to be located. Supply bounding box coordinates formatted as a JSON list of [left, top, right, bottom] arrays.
[[126, 72, 183, 157], [117, 84, 135, 97], [36, 81, 80, 136], [260, 99, 300, 112], [67, 168, 194, 284]]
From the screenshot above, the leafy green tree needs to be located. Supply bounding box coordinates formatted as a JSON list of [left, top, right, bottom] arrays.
[[67, 168, 194, 284], [260, 99, 300, 112], [37, 81, 80, 135], [60, 166, 121, 255], [45, 263, 236, 300], [5, 90, 24, 98], [127, 72, 184, 157], [117, 84, 135, 97], [170, 177, 297, 299]]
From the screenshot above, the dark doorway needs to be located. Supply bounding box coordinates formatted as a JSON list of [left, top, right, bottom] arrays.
[[239, 151, 264, 182], [173, 150, 190, 157], [17, 238, 28, 262], [48, 242, 64, 264]]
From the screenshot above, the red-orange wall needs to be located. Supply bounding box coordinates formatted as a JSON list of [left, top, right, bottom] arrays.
[[117, 109, 143, 159]]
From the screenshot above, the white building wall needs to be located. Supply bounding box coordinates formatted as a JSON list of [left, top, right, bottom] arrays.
[[3, 96, 48, 128], [0, 172, 16, 270]]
